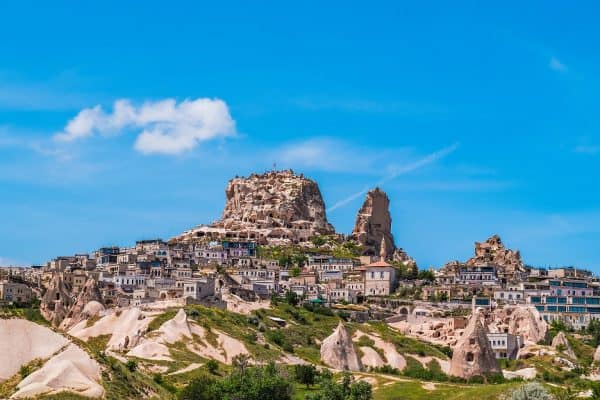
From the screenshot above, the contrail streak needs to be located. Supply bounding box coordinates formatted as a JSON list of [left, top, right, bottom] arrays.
[[327, 143, 459, 213]]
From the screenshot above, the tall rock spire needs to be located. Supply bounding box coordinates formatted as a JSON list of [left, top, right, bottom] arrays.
[[351, 187, 396, 257]]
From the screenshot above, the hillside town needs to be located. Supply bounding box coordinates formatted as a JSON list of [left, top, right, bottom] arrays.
[[2, 170, 600, 398]]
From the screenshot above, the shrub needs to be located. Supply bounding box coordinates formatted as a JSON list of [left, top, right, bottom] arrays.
[[509, 382, 552, 400], [206, 359, 219, 374], [19, 365, 30, 378], [125, 360, 138, 372]]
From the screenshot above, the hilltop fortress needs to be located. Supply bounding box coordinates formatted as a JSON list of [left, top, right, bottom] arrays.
[[175, 170, 409, 256]]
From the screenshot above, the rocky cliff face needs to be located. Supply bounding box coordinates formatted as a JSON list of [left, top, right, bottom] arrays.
[[207, 170, 334, 243], [449, 311, 500, 379], [320, 322, 362, 371], [351, 188, 396, 257], [351, 188, 414, 265]]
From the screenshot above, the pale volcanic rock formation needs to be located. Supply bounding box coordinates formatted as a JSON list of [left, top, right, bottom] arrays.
[[351, 188, 396, 257], [441, 235, 525, 282], [492, 305, 548, 344], [128, 309, 193, 361], [12, 344, 103, 399], [551, 331, 576, 360], [218, 170, 334, 233], [594, 346, 600, 362], [467, 235, 525, 279], [0, 319, 70, 381], [60, 278, 104, 330], [178, 170, 334, 245], [40, 272, 74, 326], [449, 312, 500, 379], [127, 309, 250, 364], [321, 322, 362, 371], [69, 307, 151, 352], [352, 330, 406, 370]]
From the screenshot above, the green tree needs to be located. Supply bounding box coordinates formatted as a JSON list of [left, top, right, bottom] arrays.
[[219, 365, 292, 400], [348, 381, 372, 400], [285, 290, 299, 306], [206, 359, 219, 374], [305, 372, 372, 400], [294, 364, 317, 388], [311, 236, 326, 247], [592, 382, 600, 400], [417, 270, 435, 282], [179, 375, 219, 400], [587, 319, 600, 347]]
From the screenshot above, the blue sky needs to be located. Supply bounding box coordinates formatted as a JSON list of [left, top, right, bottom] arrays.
[[1, 1, 599, 270]]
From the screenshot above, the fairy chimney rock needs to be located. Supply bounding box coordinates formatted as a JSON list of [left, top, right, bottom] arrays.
[[449, 311, 500, 379], [320, 322, 363, 371], [551, 331, 576, 360]]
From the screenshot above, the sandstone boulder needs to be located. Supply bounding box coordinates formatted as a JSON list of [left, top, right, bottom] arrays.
[[449, 312, 500, 379], [320, 322, 362, 371]]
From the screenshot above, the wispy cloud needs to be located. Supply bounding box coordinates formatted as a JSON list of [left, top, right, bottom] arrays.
[[549, 57, 568, 73], [327, 143, 459, 212], [274, 138, 409, 174], [0, 126, 72, 160], [574, 145, 600, 155], [389, 179, 515, 193], [55, 98, 236, 155]]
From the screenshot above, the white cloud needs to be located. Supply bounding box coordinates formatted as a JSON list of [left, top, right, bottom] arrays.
[[549, 57, 567, 73], [54, 98, 236, 155]]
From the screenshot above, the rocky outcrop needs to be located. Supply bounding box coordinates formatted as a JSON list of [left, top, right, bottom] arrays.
[[441, 235, 525, 282], [320, 322, 362, 371], [492, 305, 548, 344], [12, 344, 104, 399], [467, 235, 525, 279], [60, 278, 104, 330], [449, 312, 500, 379], [351, 188, 395, 257], [552, 332, 576, 359], [40, 272, 74, 327], [180, 170, 335, 245], [351, 188, 415, 265]]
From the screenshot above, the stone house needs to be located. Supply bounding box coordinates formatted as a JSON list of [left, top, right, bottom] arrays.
[[0, 281, 33, 304]]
